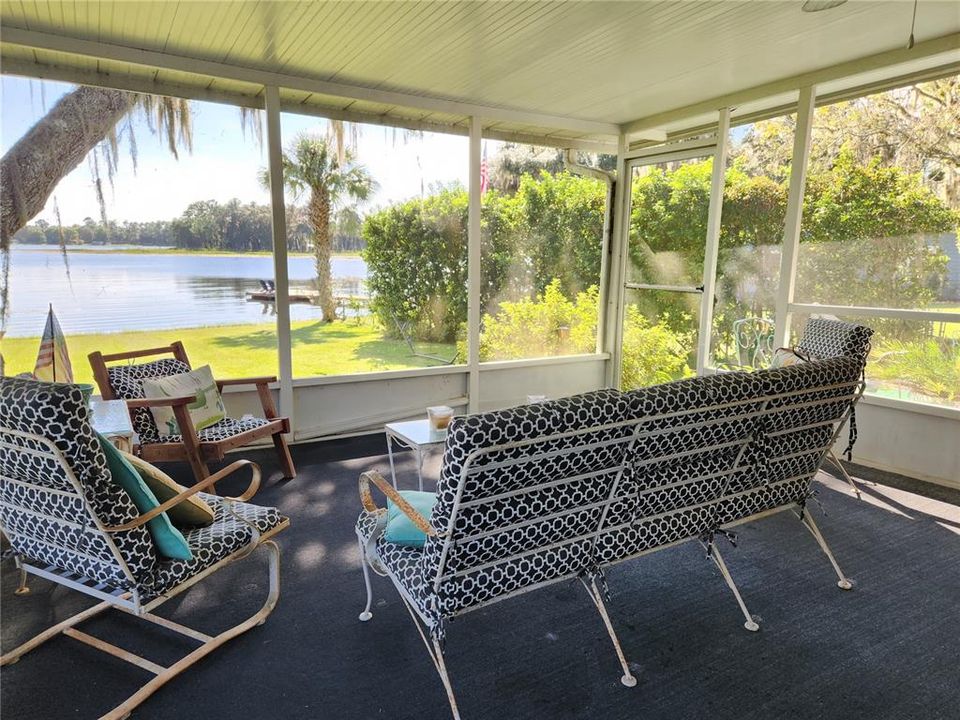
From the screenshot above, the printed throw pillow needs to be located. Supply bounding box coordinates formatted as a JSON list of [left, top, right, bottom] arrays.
[[142, 365, 225, 437], [769, 347, 809, 369], [121, 450, 215, 528]]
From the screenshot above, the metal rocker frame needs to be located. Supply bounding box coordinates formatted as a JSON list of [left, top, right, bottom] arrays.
[[356, 377, 863, 719], [0, 428, 288, 720]]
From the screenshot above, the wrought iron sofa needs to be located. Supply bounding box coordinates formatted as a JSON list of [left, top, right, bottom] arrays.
[[0, 376, 289, 720], [356, 318, 872, 719]]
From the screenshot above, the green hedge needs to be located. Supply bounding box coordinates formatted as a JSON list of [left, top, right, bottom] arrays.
[[363, 154, 957, 345]]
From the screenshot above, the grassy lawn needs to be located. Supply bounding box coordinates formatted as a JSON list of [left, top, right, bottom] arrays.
[[2, 319, 457, 384]]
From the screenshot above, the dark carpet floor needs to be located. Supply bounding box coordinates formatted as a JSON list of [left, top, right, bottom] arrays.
[[2, 435, 959, 720]]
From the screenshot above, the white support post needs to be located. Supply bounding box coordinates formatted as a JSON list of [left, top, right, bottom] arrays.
[[774, 85, 817, 348], [605, 133, 631, 389], [697, 107, 731, 375], [467, 116, 482, 413], [264, 86, 295, 434]]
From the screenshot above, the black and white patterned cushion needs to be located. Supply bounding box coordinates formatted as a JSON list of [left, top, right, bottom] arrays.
[[106, 360, 271, 446], [795, 318, 873, 363], [142, 493, 284, 600], [107, 358, 191, 444], [358, 326, 873, 633], [153, 416, 272, 445], [1, 377, 157, 588]]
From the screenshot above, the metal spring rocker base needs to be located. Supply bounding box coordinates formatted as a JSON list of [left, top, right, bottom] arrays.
[[1, 540, 282, 720]]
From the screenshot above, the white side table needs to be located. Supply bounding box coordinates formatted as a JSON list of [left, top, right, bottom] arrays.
[[90, 398, 136, 453], [384, 419, 448, 491]]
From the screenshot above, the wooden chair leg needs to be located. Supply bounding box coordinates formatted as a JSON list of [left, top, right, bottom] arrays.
[[185, 448, 212, 489], [273, 432, 296, 479]]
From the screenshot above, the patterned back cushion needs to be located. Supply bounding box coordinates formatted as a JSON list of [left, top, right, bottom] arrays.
[[421, 390, 635, 615], [596, 371, 767, 563], [0, 377, 157, 588], [795, 318, 873, 363], [712, 355, 866, 526], [106, 358, 191, 444]]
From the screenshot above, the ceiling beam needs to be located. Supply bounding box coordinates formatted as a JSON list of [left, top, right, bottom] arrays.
[[621, 31, 960, 135], [0, 26, 620, 139]]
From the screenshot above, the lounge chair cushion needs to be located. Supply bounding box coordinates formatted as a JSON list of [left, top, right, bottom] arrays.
[[143, 416, 272, 446], [143, 493, 284, 600], [795, 317, 873, 362], [1, 378, 158, 587], [385, 491, 437, 547], [97, 434, 193, 561], [121, 451, 215, 527], [107, 358, 193, 444]]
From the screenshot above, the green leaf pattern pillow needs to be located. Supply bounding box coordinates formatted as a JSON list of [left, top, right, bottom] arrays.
[[142, 365, 225, 436]]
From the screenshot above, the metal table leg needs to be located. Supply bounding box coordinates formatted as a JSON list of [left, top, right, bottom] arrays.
[[386, 432, 398, 489], [415, 447, 424, 492]]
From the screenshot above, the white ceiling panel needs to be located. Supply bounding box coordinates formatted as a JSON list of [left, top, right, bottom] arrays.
[[1, 1, 958, 143]]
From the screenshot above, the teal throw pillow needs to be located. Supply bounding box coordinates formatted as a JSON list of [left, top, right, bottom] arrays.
[[385, 491, 437, 548], [96, 433, 193, 561]]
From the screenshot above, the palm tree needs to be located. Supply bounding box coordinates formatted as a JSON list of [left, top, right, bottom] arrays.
[[265, 134, 374, 322]]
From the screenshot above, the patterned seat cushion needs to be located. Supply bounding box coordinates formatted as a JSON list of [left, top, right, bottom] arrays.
[[1, 377, 157, 588], [143, 416, 272, 446], [142, 493, 285, 600]]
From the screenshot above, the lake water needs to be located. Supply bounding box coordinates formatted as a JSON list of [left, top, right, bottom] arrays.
[[5, 245, 368, 337]]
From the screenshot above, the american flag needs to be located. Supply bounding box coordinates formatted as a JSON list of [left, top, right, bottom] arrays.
[[33, 304, 73, 383], [480, 144, 489, 195]]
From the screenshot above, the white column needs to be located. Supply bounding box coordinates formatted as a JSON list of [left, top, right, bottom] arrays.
[[605, 133, 630, 388], [696, 107, 731, 374], [264, 86, 295, 434], [774, 85, 817, 348], [467, 116, 482, 413]]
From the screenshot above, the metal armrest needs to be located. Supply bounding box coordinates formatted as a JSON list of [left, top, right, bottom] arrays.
[[358, 470, 435, 537], [101, 460, 262, 532]]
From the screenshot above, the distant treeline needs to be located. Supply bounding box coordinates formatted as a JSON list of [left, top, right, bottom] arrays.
[[11, 198, 365, 253]]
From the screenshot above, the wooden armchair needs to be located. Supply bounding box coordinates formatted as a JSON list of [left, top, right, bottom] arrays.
[[89, 341, 295, 485]]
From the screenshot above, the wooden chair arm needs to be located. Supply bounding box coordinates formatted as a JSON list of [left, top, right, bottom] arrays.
[[101, 460, 262, 533], [216, 376, 277, 391], [125, 395, 196, 409], [358, 470, 435, 537]]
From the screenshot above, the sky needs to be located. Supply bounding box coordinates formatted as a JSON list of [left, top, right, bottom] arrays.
[[1, 76, 478, 226]]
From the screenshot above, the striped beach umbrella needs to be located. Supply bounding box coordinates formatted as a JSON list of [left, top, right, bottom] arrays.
[[33, 304, 73, 383]]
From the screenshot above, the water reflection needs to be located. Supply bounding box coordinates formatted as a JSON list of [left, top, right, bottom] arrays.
[[7, 246, 368, 336]]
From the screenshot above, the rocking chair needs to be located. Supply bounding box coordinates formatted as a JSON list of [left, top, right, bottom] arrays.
[[0, 376, 289, 719], [89, 341, 296, 485]]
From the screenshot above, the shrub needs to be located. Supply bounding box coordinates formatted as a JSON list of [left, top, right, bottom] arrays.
[[477, 280, 597, 361], [870, 338, 960, 403], [620, 306, 695, 390]]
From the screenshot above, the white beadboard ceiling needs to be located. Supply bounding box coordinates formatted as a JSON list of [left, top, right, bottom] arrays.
[[1, 1, 958, 145]]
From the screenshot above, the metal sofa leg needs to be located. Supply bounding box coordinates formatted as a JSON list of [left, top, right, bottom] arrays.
[[357, 536, 374, 622], [797, 509, 854, 590], [825, 450, 861, 499], [707, 543, 760, 632], [398, 596, 462, 720], [579, 577, 637, 688]]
